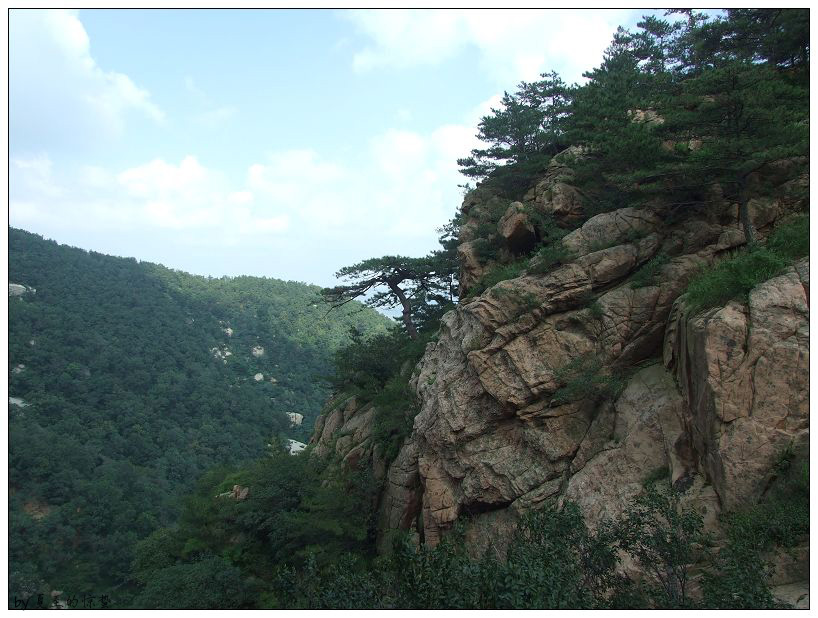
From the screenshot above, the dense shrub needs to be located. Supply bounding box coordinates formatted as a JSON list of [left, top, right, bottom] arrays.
[[685, 215, 809, 312]]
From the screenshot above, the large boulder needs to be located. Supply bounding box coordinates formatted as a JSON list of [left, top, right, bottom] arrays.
[[497, 202, 537, 254]]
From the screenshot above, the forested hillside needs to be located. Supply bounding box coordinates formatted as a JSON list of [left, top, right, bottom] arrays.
[[8, 228, 389, 606]]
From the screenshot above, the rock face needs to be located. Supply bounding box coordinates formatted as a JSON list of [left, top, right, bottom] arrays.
[[664, 260, 809, 511], [378, 241, 807, 548], [374, 164, 808, 556], [310, 395, 388, 481], [211, 346, 232, 363], [312, 156, 809, 596], [217, 484, 250, 500]]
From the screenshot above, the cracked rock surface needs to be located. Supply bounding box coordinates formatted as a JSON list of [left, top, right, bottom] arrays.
[[311, 160, 808, 593]]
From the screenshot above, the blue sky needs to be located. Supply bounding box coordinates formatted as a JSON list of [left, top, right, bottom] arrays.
[[9, 8, 652, 286]]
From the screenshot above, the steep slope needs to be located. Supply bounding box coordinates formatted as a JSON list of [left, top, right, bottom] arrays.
[[311, 152, 809, 602], [8, 228, 390, 604]]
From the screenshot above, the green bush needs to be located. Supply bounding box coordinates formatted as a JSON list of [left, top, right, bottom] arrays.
[[468, 259, 529, 297], [528, 242, 574, 275], [765, 214, 809, 261], [685, 248, 788, 311], [551, 355, 625, 405], [472, 235, 504, 264], [614, 485, 708, 608], [685, 215, 809, 312], [630, 253, 670, 288], [701, 458, 809, 609], [371, 375, 416, 463], [587, 299, 604, 319]]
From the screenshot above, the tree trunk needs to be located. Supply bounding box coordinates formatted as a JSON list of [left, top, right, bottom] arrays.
[[739, 199, 757, 246], [389, 282, 418, 340], [738, 174, 757, 247]]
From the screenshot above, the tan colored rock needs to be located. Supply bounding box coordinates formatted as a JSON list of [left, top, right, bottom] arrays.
[[524, 181, 585, 225], [461, 185, 505, 216], [629, 108, 665, 126], [520, 147, 588, 226], [747, 197, 781, 229], [498, 202, 537, 254], [562, 207, 662, 257], [457, 240, 489, 297], [563, 365, 705, 528], [772, 583, 809, 609], [665, 260, 809, 511], [9, 283, 34, 296]]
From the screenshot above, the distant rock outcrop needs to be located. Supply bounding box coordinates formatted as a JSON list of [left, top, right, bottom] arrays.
[[9, 283, 35, 296], [286, 439, 307, 455]]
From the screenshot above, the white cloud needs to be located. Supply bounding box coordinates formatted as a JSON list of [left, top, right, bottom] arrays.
[[193, 106, 239, 128], [10, 9, 164, 152], [9, 75, 488, 282], [345, 9, 637, 84], [10, 154, 290, 237]]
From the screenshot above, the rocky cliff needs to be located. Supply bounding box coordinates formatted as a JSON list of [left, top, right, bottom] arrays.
[[310, 151, 809, 600]]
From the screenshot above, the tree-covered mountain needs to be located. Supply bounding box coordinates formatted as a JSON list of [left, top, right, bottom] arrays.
[[8, 227, 389, 606]]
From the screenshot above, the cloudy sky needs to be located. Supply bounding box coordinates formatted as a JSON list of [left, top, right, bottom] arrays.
[[9, 8, 653, 286]]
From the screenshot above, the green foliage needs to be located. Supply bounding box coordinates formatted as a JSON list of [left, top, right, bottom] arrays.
[[552, 355, 626, 405], [461, 10, 808, 230], [630, 253, 670, 288], [765, 214, 810, 261], [129, 446, 809, 609], [614, 485, 709, 608], [528, 241, 574, 275], [587, 300, 604, 319], [487, 504, 620, 609], [643, 466, 671, 488], [132, 557, 255, 609], [322, 245, 458, 340], [371, 375, 416, 464], [472, 236, 504, 264], [523, 208, 570, 245], [701, 457, 809, 608], [7, 228, 388, 605], [330, 325, 434, 466], [467, 259, 529, 297], [458, 71, 573, 198], [686, 215, 808, 312]]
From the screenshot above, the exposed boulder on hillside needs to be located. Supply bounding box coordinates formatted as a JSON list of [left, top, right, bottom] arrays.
[[9, 283, 35, 296], [521, 146, 587, 226], [498, 202, 537, 255]]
